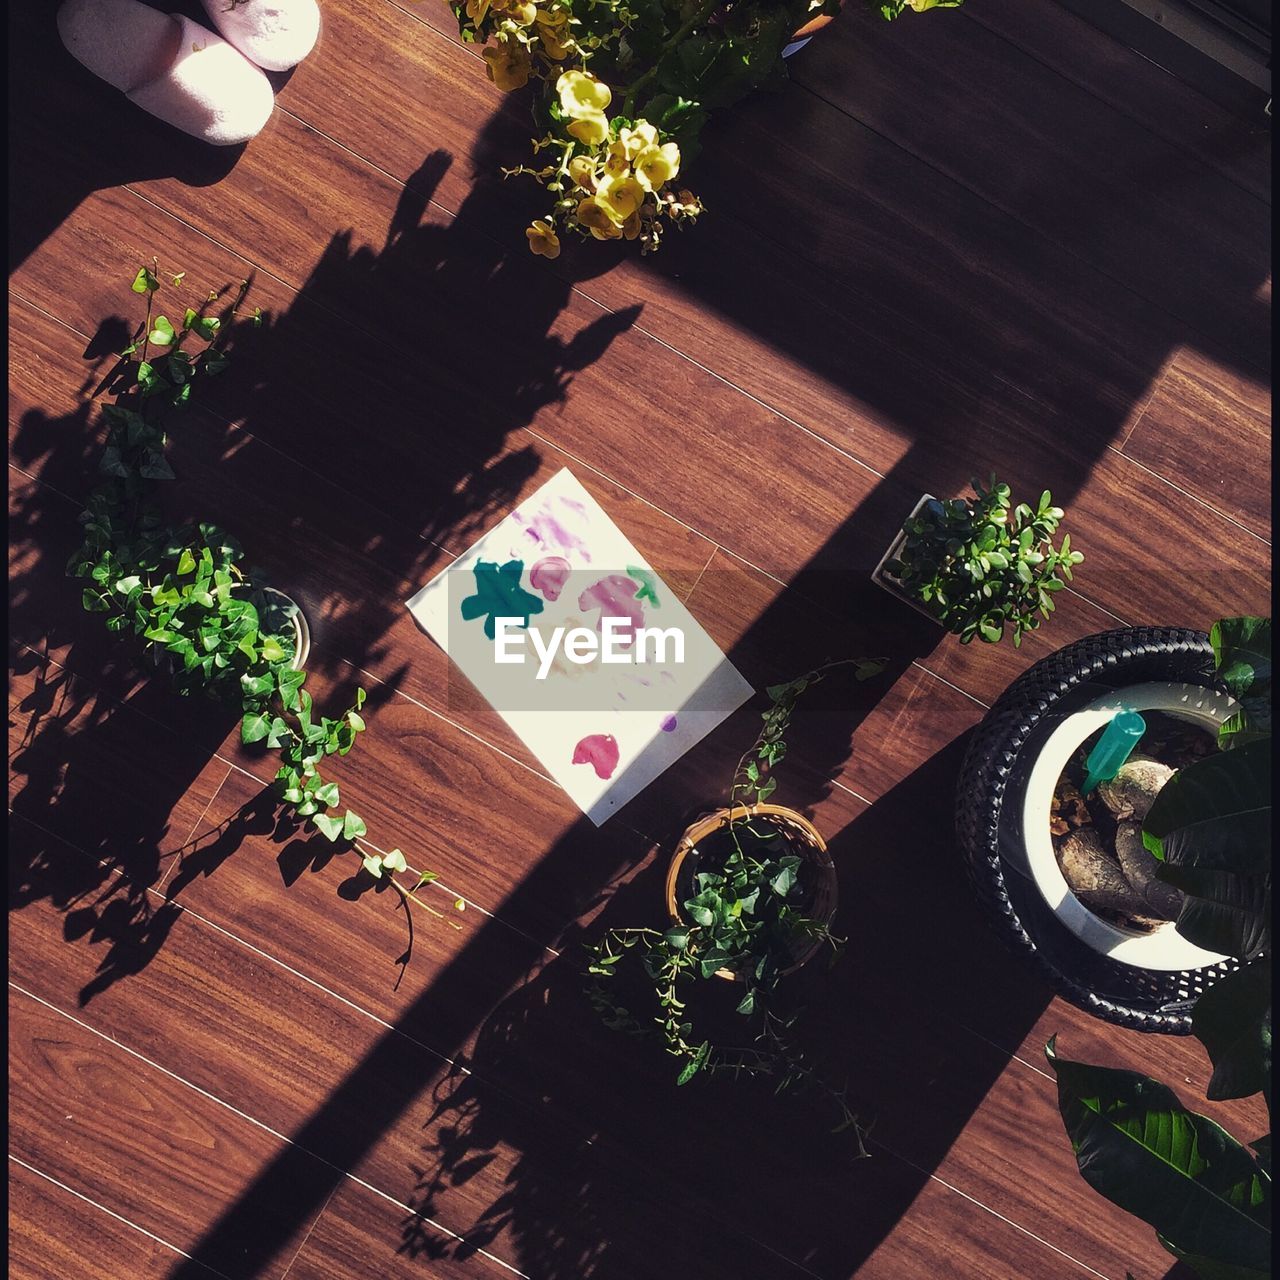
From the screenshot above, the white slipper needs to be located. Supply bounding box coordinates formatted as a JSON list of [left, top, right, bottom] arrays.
[[58, 0, 274, 146], [199, 0, 320, 73]]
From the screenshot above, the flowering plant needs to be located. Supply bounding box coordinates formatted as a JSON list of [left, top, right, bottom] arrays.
[[451, 0, 961, 256]]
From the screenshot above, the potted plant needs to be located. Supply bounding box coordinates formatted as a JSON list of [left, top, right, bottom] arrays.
[[873, 476, 1083, 646], [67, 265, 459, 957], [585, 658, 884, 1154], [955, 617, 1267, 1032], [447, 0, 961, 257], [1046, 616, 1270, 1280]]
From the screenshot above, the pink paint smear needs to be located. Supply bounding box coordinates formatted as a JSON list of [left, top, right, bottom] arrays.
[[529, 556, 572, 602], [578, 575, 644, 641], [573, 734, 619, 780]]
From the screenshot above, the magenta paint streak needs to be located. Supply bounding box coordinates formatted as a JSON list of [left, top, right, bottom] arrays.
[[661, 715, 678, 732], [578, 575, 644, 641], [573, 733, 619, 780], [521, 510, 592, 562], [529, 556, 572, 602]]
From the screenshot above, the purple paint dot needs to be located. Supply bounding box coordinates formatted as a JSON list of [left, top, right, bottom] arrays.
[[661, 715, 678, 733]]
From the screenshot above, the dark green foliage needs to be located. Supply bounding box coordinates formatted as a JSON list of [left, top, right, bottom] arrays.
[[886, 476, 1083, 646], [67, 267, 449, 946], [585, 658, 885, 1156], [1050, 617, 1272, 1280]]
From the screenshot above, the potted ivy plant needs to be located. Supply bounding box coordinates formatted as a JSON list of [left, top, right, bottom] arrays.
[[873, 476, 1083, 646], [448, 0, 961, 257], [585, 657, 884, 1154], [1046, 615, 1270, 1280], [67, 265, 459, 957], [955, 617, 1268, 1032]]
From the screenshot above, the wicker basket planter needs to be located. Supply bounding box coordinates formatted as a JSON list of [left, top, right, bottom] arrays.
[[955, 626, 1248, 1033], [665, 803, 837, 980]]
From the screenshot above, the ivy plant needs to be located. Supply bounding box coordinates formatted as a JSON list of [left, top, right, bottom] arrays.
[[885, 475, 1083, 646], [68, 265, 458, 965], [585, 657, 885, 1155], [1047, 616, 1271, 1280]]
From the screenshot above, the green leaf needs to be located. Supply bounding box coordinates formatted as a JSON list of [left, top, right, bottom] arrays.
[[382, 848, 407, 874], [362, 853, 384, 878], [343, 810, 367, 841], [1212, 617, 1271, 748], [176, 548, 197, 575], [1045, 1038, 1271, 1274], [241, 712, 270, 744], [676, 1040, 711, 1086], [735, 990, 755, 1016], [1143, 738, 1271, 873], [313, 782, 340, 808], [311, 812, 343, 842], [769, 863, 796, 897], [1192, 964, 1272, 1104], [663, 927, 690, 952], [131, 266, 159, 293], [148, 315, 176, 347]]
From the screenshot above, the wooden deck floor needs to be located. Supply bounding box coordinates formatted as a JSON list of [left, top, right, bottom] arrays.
[[8, 0, 1271, 1276]]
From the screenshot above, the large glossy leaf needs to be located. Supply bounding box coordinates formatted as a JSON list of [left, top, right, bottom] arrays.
[[1159, 1237, 1270, 1280], [1213, 617, 1271, 748], [1193, 964, 1272, 1104], [1143, 738, 1271, 873], [1154, 864, 1272, 960], [1046, 1039, 1271, 1275]]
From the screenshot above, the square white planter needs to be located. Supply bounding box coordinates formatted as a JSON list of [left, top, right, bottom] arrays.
[[870, 493, 945, 625]]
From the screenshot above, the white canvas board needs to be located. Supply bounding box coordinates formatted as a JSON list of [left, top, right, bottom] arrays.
[[406, 469, 753, 824]]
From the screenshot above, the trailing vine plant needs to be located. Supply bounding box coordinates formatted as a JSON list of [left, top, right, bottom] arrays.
[[67, 265, 459, 976], [584, 657, 885, 1155]]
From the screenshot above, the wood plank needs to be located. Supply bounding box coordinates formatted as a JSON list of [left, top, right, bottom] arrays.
[[8, 648, 231, 892], [790, 4, 1271, 371], [7, 987, 335, 1279], [963, 0, 1272, 203], [282, 1181, 521, 1280], [153, 755, 1178, 1280], [1122, 346, 1272, 539], [8, 1157, 204, 1280], [7, 819, 804, 1280]]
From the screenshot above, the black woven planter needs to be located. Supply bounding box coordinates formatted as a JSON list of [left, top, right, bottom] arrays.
[[955, 626, 1245, 1034]]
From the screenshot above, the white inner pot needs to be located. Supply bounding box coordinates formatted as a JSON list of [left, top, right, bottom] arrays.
[[1022, 680, 1240, 971]]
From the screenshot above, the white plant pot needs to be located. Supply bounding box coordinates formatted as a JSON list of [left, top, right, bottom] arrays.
[[871, 493, 944, 623], [262, 587, 311, 671], [1022, 680, 1240, 971]]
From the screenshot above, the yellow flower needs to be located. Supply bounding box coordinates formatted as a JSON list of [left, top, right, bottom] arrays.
[[621, 210, 642, 241], [576, 195, 623, 239], [526, 219, 561, 259], [500, 0, 537, 26], [616, 121, 658, 161], [482, 44, 532, 92], [557, 69, 611, 119], [602, 147, 630, 178], [598, 174, 644, 221], [535, 10, 574, 59], [568, 155, 597, 189], [566, 113, 608, 146], [464, 0, 490, 23], [634, 142, 680, 192]]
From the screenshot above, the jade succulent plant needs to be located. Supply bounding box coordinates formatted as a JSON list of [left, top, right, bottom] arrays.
[[885, 475, 1083, 646]]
